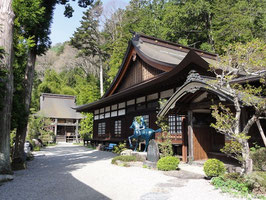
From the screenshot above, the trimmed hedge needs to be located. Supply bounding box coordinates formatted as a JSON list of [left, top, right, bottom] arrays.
[[204, 159, 226, 177], [157, 156, 180, 171]]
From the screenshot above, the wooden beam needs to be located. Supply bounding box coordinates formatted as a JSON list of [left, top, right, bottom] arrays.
[[182, 117, 188, 163], [187, 110, 194, 162]]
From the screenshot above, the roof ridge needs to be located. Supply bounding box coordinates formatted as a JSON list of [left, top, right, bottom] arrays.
[[133, 32, 217, 58]]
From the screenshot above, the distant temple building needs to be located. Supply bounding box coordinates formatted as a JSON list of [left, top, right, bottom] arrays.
[[39, 93, 83, 142]]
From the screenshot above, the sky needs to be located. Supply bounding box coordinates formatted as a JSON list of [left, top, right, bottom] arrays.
[[50, 0, 130, 46]]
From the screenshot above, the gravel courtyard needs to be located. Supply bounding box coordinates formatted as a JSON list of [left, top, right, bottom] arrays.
[[0, 143, 241, 200]]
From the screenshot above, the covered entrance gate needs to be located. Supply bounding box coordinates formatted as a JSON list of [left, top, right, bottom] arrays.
[[159, 71, 233, 162]]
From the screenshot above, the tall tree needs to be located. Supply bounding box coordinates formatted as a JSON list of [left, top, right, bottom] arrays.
[[12, 0, 94, 169], [0, 0, 15, 174], [70, 0, 105, 96]]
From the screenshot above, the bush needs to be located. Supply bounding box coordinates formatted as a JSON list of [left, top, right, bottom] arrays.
[[212, 171, 266, 198], [157, 156, 180, 171], [245, 171, 266, 195], [33, 146, 41, 151], [113, 142, 127, 154], [203, 159, 226, 177], [111, 155, 137, 165], [250, 147, 266, 171], [223, 172, 245, 183]]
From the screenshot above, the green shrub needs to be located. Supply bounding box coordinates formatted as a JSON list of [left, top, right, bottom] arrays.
[[212, 172, 266, 198], [251, 147, 266, 171], [245, 171, 266, 195], [113, 142, 127, 154], [203, 159, 226, 177], [33, 146, 41, 151], [223, 172, 245, 183], [157, 156, 180, 171], [111, 155, 137, 165]]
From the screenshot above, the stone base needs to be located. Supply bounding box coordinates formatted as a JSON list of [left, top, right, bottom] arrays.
[[0, 174, 14, 183], [131, 151, 147, 161], [121, 149, 133, 156], [144, 160, 157, 169]]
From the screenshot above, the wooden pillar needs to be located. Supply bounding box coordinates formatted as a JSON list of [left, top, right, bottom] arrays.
[[188, 110, 194, 163], [75, 119, 79, 143], [54, 118, 58, 136], [182, 117, 188, 163]]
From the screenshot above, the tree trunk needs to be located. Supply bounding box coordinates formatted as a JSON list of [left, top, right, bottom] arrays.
[[0, 0, 15, 175], [256, 120, 266, 146], [12, 49, 36, 169], [99, 58, 104, 97], [241, 139, 253, 174]]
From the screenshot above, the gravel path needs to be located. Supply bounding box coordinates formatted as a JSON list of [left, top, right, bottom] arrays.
[[0, 143, 241, 200]]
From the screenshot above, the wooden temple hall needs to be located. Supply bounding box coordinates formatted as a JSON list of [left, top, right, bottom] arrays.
[[39, 93, 83, 142], [75, 33, 265, 162]]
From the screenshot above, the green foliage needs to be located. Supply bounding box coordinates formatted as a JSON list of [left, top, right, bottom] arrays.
[[50, 43, 65, 56], [212, 171, 266, 198], [250, 148, 266, 171], [223, 172, 245, 183], [211, 176, 250, 196], [111, 155, 137, 165], [156, 100, 169, 132], [157, 156, 180, 171], [220, 141, 243, 163], [156, 112, 173, 157], [79, 113, 93, 139], [27, 113, 54, 145], [113, 142, 127, 154], [245, 171, 266, 195], [10, 129, 17, 149], [101, 0, 266, 85], [210, 40, 266, 174], [33, 146, 41, 151], [203, 159, 226, 177], [158, 132, 173, 157], [210, 103, 237, 136]]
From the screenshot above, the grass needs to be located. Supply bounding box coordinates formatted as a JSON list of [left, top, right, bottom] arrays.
[[46, 143, 57, 147], [111, 155, 138, 165], [73, 143, 83, 146]]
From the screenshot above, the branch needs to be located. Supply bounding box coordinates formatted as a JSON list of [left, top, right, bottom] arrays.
[[243, 114, 257, 135], [256, 120, 266, 146]]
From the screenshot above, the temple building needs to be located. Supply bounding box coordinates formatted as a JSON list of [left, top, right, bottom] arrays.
[[75, 33, 265, 162], [39, 93, 83, 142]]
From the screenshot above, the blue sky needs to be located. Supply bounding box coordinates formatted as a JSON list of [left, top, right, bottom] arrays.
[[50, 0, 129, 45]]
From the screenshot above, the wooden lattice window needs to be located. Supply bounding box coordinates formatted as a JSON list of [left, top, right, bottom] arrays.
[[114, 120, 122, 136], [168, 115, 182, 134], [98, 122, 106, 135]]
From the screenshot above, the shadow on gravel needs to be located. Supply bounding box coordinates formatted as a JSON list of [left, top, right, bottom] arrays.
[[163, 170, 204, 179], [0, 144, 113, 200]]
